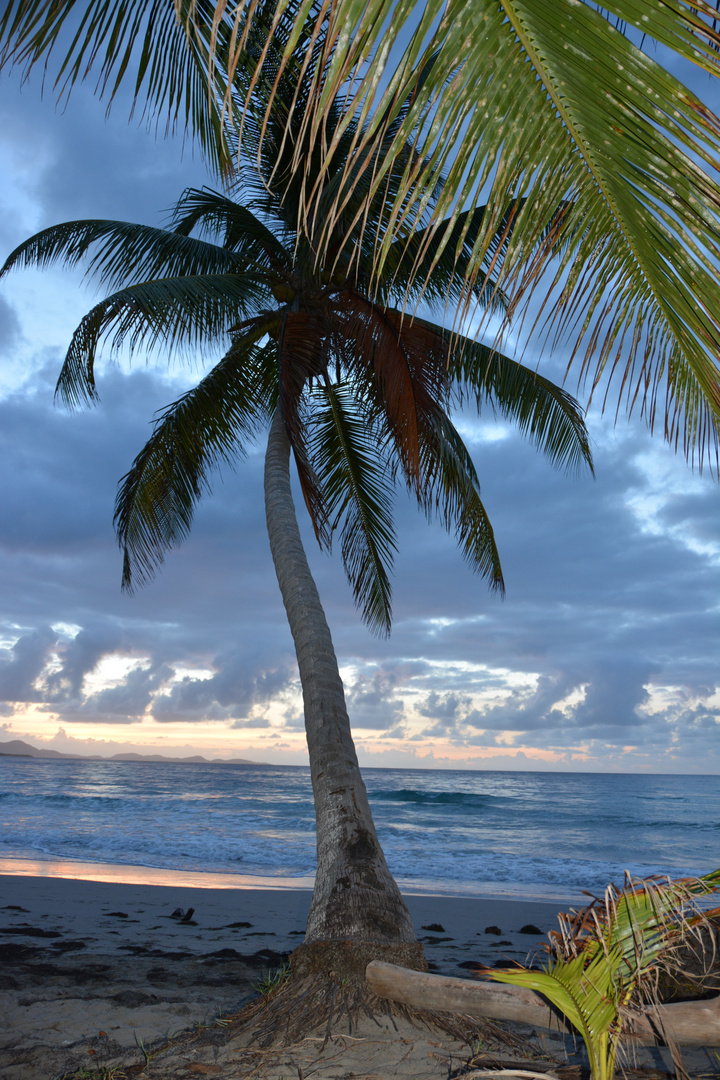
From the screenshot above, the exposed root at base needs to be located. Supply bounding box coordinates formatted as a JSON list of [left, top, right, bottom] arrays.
[[227, 972, 536, 1053]]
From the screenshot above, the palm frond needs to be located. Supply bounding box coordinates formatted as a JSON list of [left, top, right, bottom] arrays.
[[0, 219, 245, 292], [340, 295, 444, 482], [451, 336, 595, 477], [238, 0, 720, 465], [492, 950, 622, 1080], [0, 0, 236, 175], [115, 330, 277, 590], [379, 202, 510, 310], [171, 188, 292, 275], [310, 381, 397, 636], [55, 277, 272, 408], [495, 869, 720, 1080], [417, 408, 504, 592]]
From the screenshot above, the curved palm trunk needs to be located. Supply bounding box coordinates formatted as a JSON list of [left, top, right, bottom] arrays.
[[264, 408, 419, 958]]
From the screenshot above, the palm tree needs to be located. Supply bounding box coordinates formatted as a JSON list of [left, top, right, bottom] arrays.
[[2, 1, 719, 462], [1, 13, 593, 976]]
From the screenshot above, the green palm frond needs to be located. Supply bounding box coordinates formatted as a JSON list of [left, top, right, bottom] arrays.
[[0, 219, 245, 292], [493, 869, 720, 1080], [310, 381, 397, 636], [55, 277, 271, 407], [451, 337, 595, 477], [379, 203, 510, 309], [0, 0, 236, 175], [115, 330, 277, 590], [417, 408, 504, 592], [344, 1, 720, 463], [171, 188, 292, 274], [493, 950, 623, 1080], [239, 0, 720, 465]]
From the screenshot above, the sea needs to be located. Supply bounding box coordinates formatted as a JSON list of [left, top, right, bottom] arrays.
[[0, 760, 717, 902]]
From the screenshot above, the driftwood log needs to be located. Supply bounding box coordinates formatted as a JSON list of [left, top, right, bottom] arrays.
[[366, 961, 720, 1047]]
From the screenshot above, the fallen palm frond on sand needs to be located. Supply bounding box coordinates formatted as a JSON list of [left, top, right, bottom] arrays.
[[368, 869, 720, 1080]]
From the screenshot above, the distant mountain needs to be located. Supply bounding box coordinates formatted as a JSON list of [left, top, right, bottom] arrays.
[[0, 738, 261, 765], [0, 739, 76, 759]]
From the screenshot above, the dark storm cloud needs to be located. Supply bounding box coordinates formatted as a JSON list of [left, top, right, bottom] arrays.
[[344, 666, 408, 731], [51, 664, 155, 724], [151, 647, 296, 723], [0, 625, 59, 702], [416, 691, 470, 737]]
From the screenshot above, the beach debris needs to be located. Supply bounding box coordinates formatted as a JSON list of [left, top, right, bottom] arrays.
[[111, 989, 159, 1008], [366, 958, 720, 1046], [50, 939, 87, 951], [484, 925, 503, 935], [0, 925, 61, 937], [518, 924, 542, 935], [422, 922, 445, 932], [463, 1070, 562, 1080]]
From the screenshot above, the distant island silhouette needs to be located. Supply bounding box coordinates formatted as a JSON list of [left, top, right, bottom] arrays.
[[0, 738, 262, 765]]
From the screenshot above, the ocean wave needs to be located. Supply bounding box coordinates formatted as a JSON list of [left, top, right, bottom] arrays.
[[0, 791, 126, 805], [371, 788, 499, 808]]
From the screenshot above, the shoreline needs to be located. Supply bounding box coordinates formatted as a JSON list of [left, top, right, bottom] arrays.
[[0, 871, 575, 968], [0, 854, 585, 904]]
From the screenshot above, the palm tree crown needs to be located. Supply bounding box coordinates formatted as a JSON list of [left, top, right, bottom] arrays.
[[2, 1, 718, 471], [1, 13, 593, 637]]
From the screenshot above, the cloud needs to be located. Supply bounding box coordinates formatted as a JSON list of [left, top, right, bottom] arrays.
[[0, 625, 60, 703], [151, 649, 296, 723], [0, 359, 716, 767], [344, 665, 410, 731], [0, 295, 20, 355]]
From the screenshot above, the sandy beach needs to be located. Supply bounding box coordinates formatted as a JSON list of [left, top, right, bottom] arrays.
[[1, 870, 717, 1079]]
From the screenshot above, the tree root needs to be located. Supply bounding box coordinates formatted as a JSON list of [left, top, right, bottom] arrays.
[[225, 969, 537, 1053]]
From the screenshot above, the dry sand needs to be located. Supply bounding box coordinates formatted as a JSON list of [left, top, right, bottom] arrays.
[[1, 871, 717, 1080]]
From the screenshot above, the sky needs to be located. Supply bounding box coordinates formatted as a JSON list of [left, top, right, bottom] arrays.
[[0, 43, 718, 774]]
